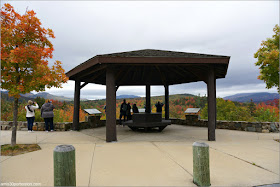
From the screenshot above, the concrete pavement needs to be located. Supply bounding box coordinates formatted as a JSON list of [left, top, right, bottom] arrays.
[[1, 125, 279, 186]]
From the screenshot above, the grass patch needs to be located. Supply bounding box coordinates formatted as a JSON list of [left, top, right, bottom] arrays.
[[1, 144, 41, 156]]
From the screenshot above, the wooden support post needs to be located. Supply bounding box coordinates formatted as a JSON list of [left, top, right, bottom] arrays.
[[73, 80, 80, 131], [106, 68, 117, 142], [54, 145, 76, 186], [116, 85, 119, 92], [146, 84, 151, 113], [207, 66, 216, 141], [193, 142, 210, 186], [80, 82, 88, 89], [164, 85, 169, 120]]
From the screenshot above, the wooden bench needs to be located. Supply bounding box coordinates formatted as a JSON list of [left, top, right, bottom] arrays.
[[123, 113, 171, 132]]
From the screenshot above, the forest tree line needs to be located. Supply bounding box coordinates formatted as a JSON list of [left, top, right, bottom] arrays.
[[1, 94, 278, 123]]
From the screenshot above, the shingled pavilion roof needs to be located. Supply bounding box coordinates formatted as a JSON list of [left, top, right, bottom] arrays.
[[66, 49, 230, 86]]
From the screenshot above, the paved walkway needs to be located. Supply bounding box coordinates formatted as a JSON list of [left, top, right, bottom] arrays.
[[1, 125, 279, 186]]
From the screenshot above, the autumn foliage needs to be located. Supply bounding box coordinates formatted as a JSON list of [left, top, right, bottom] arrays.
[[1, 3, 68, 146], [1, 99, 86, 123], [254, 24, 279, 93], [1, 3, 68, 98], [1, 96, 279, 123]]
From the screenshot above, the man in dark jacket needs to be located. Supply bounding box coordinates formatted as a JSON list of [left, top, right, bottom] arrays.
[[155, 101, 164, 113], [41, 99, 55, 132], [119, 99, 127, 125], [126, 102, 132, 120]]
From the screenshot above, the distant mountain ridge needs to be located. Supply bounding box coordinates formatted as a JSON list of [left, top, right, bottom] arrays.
[[115, 93, 194, 100], [2, 91, 277, 103], [1, 91, 73, 101], [116, 95, 140, 99], [223, 92, 279, 103], [1, 91, 194, 102]]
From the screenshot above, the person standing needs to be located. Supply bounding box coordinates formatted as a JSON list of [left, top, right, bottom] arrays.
[[126, 102, 132, 120], [132, 104, 139, 113], [155, 101, 164, 113], [119, 99, 127, 125], [41, 99, 55, 132], [25, 100, 39, 132]]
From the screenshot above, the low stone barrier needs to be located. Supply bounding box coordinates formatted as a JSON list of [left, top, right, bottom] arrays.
[[171, 115, 280, 133], [0, 116, 106, 131], [0, 121, 73, 131], [1, 115, 279, 133]]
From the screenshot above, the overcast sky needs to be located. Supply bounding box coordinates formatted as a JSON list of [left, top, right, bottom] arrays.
[[3, 1, 279, 99]]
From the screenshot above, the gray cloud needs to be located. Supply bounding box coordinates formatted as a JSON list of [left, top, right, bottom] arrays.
[[8, 1, 279, 99]]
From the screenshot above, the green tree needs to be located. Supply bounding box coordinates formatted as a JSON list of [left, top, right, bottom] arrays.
[[255, 108, 278, 122], [200, 98, 254, 121], [254, 24, 279, 93], [248, 99, 256, 117]]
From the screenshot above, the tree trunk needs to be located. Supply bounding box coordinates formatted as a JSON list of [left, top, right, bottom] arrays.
[[11, 97, 19, 146]]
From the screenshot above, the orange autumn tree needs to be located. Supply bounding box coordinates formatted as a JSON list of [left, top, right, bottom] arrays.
[[1, 4, 68, 146]]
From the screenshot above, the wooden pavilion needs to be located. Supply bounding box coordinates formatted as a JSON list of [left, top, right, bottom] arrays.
[[66, 49, 230, 142]]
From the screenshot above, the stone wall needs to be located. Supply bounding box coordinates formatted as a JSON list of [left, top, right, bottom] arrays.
[[1, 116, 106, 131], [171, 115, 280, 133], [1, 114, 279, 133], [81, 116, 106, 129], [0, 121, 73, 131]]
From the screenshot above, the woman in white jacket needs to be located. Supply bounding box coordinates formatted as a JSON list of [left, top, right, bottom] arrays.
[[25, 100, 39, 132]]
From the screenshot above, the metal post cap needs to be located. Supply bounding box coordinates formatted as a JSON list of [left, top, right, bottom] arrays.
[[192, 142, 209, 147], [54, 145, 75, 152]]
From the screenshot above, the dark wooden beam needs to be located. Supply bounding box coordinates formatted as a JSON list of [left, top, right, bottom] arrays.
[[98, 56, 230, 65], [106, 68, 117, 142], [80, 82, 88, 89], [155, 65, 167, 85], [164, 85, 169, 120], [115, 66, 127, 81], [75, 65, 107, 80], [146, 84, 151, 113], [117, 66, 134, 85], [141, 66, 146, 83], [73, 80, 80, 130], [176, 65, 205, 81], [171, 67, 190, 79], [207, 65, 216, 141], [66, 57, 99, 78], [131, 67, 138, 81], [68, 62, 228, 87], [85, 70, 106, 83]]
